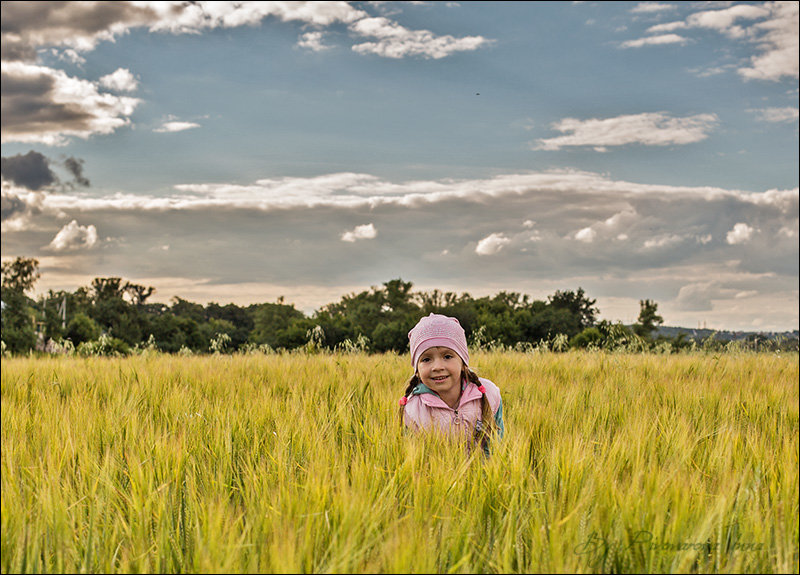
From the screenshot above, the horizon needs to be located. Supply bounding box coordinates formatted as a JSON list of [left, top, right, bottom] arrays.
[[2, 1, 798, 334], [26, 273, 798, 334]]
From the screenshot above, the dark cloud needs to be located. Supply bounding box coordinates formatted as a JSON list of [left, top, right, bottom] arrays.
[[1, 191, 29, 222], [63, 156, 90, 188], [0, 67, 117, 144], [0, 1, 159, 62], [1, 150, 91, 191], [1, 150, 56, 190]]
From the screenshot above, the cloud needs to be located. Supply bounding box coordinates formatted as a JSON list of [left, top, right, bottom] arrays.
[[99, 68, 139, 92], [341, 223, 377, 242], [674, 281, 717, 311], [631, 3, 677, 14], [45, 220, 98, 251], [750, 106, 799, 123], [34, 170, 797, 221], [1, 1, 488, 62], [62, 157, 90, 188], [4, 169, 795, 330], [0, 2, 159, 61], [533, 112, 718, 151], [643, 233, 685, 249], [1, 61, 140, 145], [726, 222, 756, 244], [350, 17, 491, 59], [1, 191, 34, 226], [626, 2, 797, 81], [686, 4, 770, 38], [738, 1, 799, 81], [153, 120, 202, 133], [574, 227, 596, 243], [475, 233, 510, 255], [1, 151, 57, 191], [297, 31, 331, 52], [619, 33, 688, 48], [1, 151, 90, 191]]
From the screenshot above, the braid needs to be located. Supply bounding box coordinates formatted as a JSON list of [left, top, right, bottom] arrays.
[[398, 373, 421, 428], [463, 367, 496, 449]]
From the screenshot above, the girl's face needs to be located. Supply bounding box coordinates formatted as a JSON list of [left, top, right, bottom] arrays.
[[416, 346, 463, 398]]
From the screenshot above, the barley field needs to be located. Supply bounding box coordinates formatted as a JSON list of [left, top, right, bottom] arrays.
[[1, 350, 798, 574]]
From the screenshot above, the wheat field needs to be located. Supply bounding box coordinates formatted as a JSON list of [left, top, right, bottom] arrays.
[[1, 350, 798, 573]]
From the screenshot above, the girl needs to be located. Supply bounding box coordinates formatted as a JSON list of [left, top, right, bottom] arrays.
[[398, 313, 504, 454]]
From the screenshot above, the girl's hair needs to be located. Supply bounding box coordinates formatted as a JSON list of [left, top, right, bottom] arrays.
[[398, 365, 497, 451]]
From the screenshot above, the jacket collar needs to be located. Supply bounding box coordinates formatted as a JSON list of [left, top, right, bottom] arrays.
[[412, 379, 483, 410]]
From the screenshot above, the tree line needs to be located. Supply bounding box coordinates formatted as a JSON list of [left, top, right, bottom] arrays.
[[1, 256, 791, 356]]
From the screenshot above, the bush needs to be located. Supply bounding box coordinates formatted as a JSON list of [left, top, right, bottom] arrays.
[[570, 327, 604, 349], [77, 334, 130, 356]]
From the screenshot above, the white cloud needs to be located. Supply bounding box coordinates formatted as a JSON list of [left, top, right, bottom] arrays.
[[341, 223, 377, 242], [6, 170, 796, 331], [604, 207, 638, 229], [629, 2, 797, 81], [534, 112, 718, 151], [574, 227, 596, 243], [99, 68, 139, 92], [35, 171, 798, 218], [45, 220, 98, 251], [1, 61, 140, 145], [643, 233, 684, 249], [619, 33, 688, 48], [475, 233, 510, 255], [735, 290, 758, 299], [751, 106, 799, 123], [2, 1, 487, 63], [153, 120, 202, 133], [726, 222, 756, 244], [631, 3, 676, 14], [686, 4, 770, 37], [143, 1, 368, 34], [675, 281, 717, 311], [297, 31, 330, 52], [738, 1, 799, 81], [350, 17, 490, 59]]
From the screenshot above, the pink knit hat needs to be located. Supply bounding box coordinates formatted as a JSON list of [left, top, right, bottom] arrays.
[[408, 313, 469, 368]]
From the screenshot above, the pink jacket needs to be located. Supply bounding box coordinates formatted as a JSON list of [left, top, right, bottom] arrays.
[[403, 377, 504, 440]]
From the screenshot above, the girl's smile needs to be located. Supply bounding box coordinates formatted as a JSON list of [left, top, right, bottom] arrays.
[[416, 346, 463, 409]]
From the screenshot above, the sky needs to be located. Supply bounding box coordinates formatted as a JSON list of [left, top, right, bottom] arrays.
[[1, 1, 798, 332]]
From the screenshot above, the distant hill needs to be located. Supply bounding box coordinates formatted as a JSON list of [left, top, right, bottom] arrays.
[[651, 325, 799, 343]]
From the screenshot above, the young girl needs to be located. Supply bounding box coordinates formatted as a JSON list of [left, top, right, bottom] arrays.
[[398, 313, 504, 454]]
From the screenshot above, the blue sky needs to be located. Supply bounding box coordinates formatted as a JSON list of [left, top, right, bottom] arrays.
[[2, 1, 798, 332]]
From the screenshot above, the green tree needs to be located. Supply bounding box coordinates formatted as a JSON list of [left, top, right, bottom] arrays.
[[207, 302, 253, 350], [249, 301, 306, 349], [1, 256, 40, 353], [633, 299, 664, 338], [66, 312, 101, 345], [1, 257, 40, 293], [547, 287, 599, 330]]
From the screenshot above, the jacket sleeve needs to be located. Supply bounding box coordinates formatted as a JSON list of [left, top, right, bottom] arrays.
[[402, 395, 429, 431]]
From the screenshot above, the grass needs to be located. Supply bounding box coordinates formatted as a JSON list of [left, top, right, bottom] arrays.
[[1, 350, 798, 573]]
